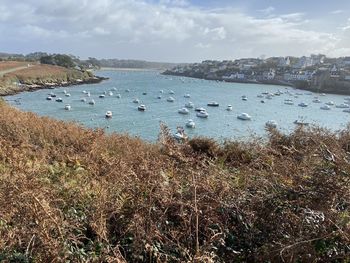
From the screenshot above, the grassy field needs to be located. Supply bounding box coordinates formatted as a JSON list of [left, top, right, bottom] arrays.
[[0, 61, 29, 72], [0, 63, 95, 96], [0, 102, 349, 262], [4, 64, 92, 84]]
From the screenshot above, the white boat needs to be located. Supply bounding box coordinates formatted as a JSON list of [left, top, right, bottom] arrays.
[[99, 94, 105, 98], [125, 89, 130, 92], [81, 98, 86, 102], [138, 104, 146, 111], [173, 127, 188, 141], [196, 110, 209, 118], [294, 119, 309, 126], [82, 90, 87, 94], [159, 90, 164, 93], [312, 99, 321, 103], [169, 90, 175, 94], [108, 91, 113, 96], [112, 87, 117, 91], [298, 102, 308, 107], [320, 105, 331, 110], [284, 101, 294, 105], [257, 94, 264, 98], [241, 95, 248, 101], [237, 113, 251, 120], [116, 94, 121, 98], [184, 94, 191, 98], [63, 89, 67, 94], [49, 92, 56, 98], [207, 101, 219, 107], [265, 120, 277, 128], [105, 111, 112, 118], [56, 97, 63, 102], [325, 101, 335, 106], [86, 92, 91, 97], [46, 96, 52, 101], [185, 102, 194, 108], [186, 119, 195, 128], [65, 93, 71, 97], [178, 108, 189, 114], [64, 104, 71, 110], [336, 103, 349, 109], [274, 91, 283, 96], [157, 95, 162, 99], [88, 99, 95, 105], [167, 97, 175, 102], [195, 107, 206, 112], [320, 93, 326, 96], [226, 105, 233, 111], [133, 98, 140, 103]]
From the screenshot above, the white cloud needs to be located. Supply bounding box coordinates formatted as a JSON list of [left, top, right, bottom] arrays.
[[0, 0, 349, 62], [195, 43, 211, 49], [159, 0, 189, 7], [330, 10, 344, 15], [259, 6, 275, 15]]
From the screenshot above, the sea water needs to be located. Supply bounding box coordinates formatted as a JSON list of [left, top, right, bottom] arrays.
[[7, 70, 350, 142]]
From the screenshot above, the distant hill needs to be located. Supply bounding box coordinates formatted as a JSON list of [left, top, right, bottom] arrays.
[[98, 58, 184, 70], [0, 52, 185, 70]]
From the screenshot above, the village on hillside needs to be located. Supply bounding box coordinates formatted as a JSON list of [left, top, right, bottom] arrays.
[[163, 55, 350, 94]]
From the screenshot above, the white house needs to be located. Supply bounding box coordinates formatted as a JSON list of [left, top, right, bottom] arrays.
[[263, 69, 276, 80], [278, 57, 291, 67]]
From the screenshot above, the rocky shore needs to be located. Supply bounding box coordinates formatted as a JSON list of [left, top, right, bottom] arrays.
[[0, 64, 108, 96]]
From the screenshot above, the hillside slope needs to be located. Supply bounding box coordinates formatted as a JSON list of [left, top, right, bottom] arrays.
[[0, 102, 349, 262], [0, 62, 104, 96]]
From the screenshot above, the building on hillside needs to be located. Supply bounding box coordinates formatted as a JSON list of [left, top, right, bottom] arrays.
[[284, 71, 314, 81], [330, 64, 340, 78], [342, 57, 350, 67], [223, 72, 245, 80], [278, 57, 290, 68], [293, 56, 314, 69], [262, 69, 276, 80]]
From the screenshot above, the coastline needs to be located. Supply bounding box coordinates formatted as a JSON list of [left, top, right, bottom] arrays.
[[0, 76, 108, 97], [161, 72, 350, 96], [0, 63, 109, 97], [100, 67, 161, 72]]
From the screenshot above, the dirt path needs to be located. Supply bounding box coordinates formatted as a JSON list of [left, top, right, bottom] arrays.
[[0, 65, 32, 77]]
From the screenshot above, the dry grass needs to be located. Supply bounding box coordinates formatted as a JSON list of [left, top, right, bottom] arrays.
[[0, 61, 28, 72], [0, 102, 349, 262], [4, 64, 91, 84]]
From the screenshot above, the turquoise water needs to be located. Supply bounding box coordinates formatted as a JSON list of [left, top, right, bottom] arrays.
[[6, 70, 350, 142]]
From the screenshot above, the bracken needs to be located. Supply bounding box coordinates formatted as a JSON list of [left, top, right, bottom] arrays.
[[0, 101, 349, 262]]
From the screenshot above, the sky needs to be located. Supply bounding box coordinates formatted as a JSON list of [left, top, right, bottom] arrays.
[[0, 0, 350, 62]]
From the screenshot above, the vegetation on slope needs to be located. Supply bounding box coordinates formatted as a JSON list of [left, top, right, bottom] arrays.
[[5, 64, 93, 85], [0, 61, 29, 72], [0, 63, 100, 96], [0, 102, 349, 262]]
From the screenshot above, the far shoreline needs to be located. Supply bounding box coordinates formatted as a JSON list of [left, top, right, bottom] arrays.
[[99, 67, 162, 72]]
